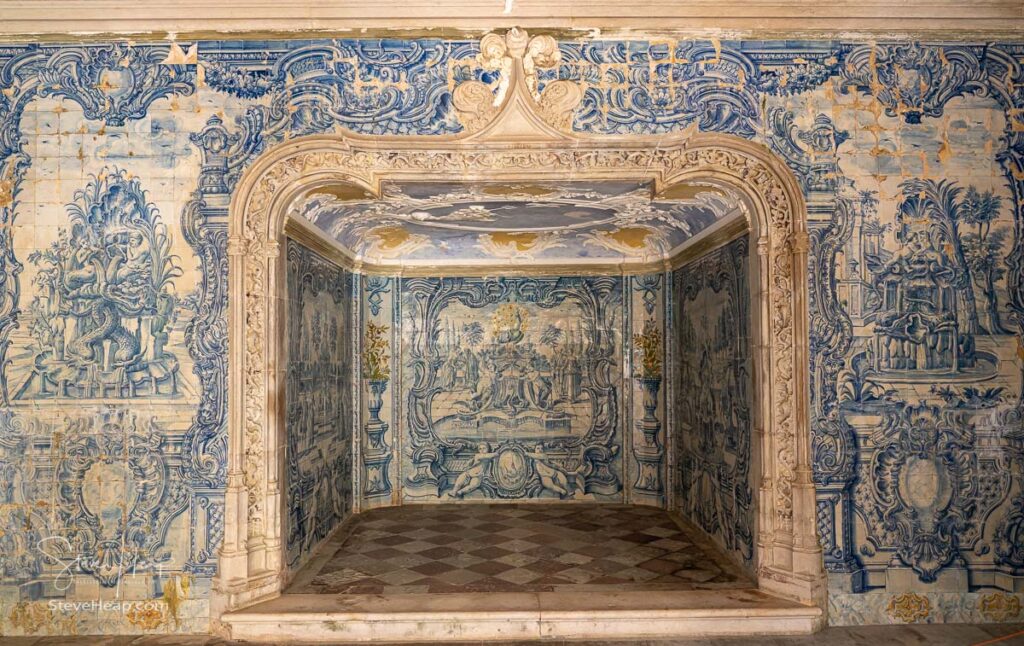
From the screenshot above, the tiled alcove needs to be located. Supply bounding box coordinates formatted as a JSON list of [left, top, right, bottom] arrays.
[[0, 25, 1021, 637]]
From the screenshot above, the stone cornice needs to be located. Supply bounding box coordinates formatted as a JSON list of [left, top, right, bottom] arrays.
[[0, 0, 1021, 41]]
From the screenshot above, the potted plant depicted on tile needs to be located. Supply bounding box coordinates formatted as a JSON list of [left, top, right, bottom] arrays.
[[633, 318, 664, 494], [362, 321, 392, 497]]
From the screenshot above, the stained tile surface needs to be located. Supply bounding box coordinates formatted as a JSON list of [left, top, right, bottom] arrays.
[[1, 34, 1024, 635], [290, 504, 751, 595]]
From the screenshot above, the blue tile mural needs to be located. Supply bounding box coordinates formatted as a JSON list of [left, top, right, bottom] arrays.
[[671, 237, 755, 571], [284, 240, 354, 572], [0, 34, 1021, 633], [399, 276, 627, 501], [17, 168, 184, 399], [358, 271, 664, 507]]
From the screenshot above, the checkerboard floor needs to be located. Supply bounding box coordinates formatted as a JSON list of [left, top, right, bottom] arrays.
[[289, 504, 753, 595]]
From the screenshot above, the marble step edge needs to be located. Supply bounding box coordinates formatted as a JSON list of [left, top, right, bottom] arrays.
[[220, 589, 825, 641]]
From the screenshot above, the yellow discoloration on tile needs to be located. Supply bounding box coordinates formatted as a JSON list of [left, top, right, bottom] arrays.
[[480, 183, 556, 197], [607, 226, 654, 249], [0, 178, 13, 209], [369, 225, 413, 250], [708, 38, 722, 65], [486, 231, 539, 251], [7, 601, 75, 635], [978, 591, 1022, 622], [886, 592, 931, 623], [162, 573, 193, 629], [309, 184, 374, 201], [126, 602, 167, 630], [658, 183, 725, 200]]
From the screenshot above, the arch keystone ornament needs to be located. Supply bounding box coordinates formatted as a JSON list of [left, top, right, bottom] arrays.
[[215, 28, 825, 617]]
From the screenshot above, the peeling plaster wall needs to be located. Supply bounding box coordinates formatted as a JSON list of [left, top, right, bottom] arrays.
[[0, 36, 1022, 635]]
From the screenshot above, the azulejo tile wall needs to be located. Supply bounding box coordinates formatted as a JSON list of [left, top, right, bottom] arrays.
[[671, 237, 755, 573], [283, 240, 354, 574], [397, 277, 620, 502], [357, 274, 666, 506], [0, 35, 1021, 634]]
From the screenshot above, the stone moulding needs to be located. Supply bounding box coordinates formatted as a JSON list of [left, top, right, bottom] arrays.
[[215, 28, 825, 622], [2, 1, 1023, 40]]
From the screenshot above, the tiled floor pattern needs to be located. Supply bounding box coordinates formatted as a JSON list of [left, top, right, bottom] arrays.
[[290, 503, 752, 595]]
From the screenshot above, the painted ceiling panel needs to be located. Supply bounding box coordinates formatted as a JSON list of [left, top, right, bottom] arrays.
[[300, 180, 743, 269]]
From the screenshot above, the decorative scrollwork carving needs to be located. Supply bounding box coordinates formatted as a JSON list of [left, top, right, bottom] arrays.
[[231, 127, 811, 596], [452, 29, 583, 134]]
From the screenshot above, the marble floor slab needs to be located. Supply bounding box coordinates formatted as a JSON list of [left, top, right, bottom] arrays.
[[288, 504, 753, 595], [2, 623, 1023, 645]]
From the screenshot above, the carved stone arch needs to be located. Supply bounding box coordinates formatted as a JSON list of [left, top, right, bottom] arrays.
[[214, 28, 824, 618]]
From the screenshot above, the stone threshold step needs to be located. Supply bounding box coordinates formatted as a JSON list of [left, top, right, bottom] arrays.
[[220, 588, 824, 642]]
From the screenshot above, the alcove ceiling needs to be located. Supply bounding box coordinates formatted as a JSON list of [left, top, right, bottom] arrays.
[[297, 179, 745, 273]]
